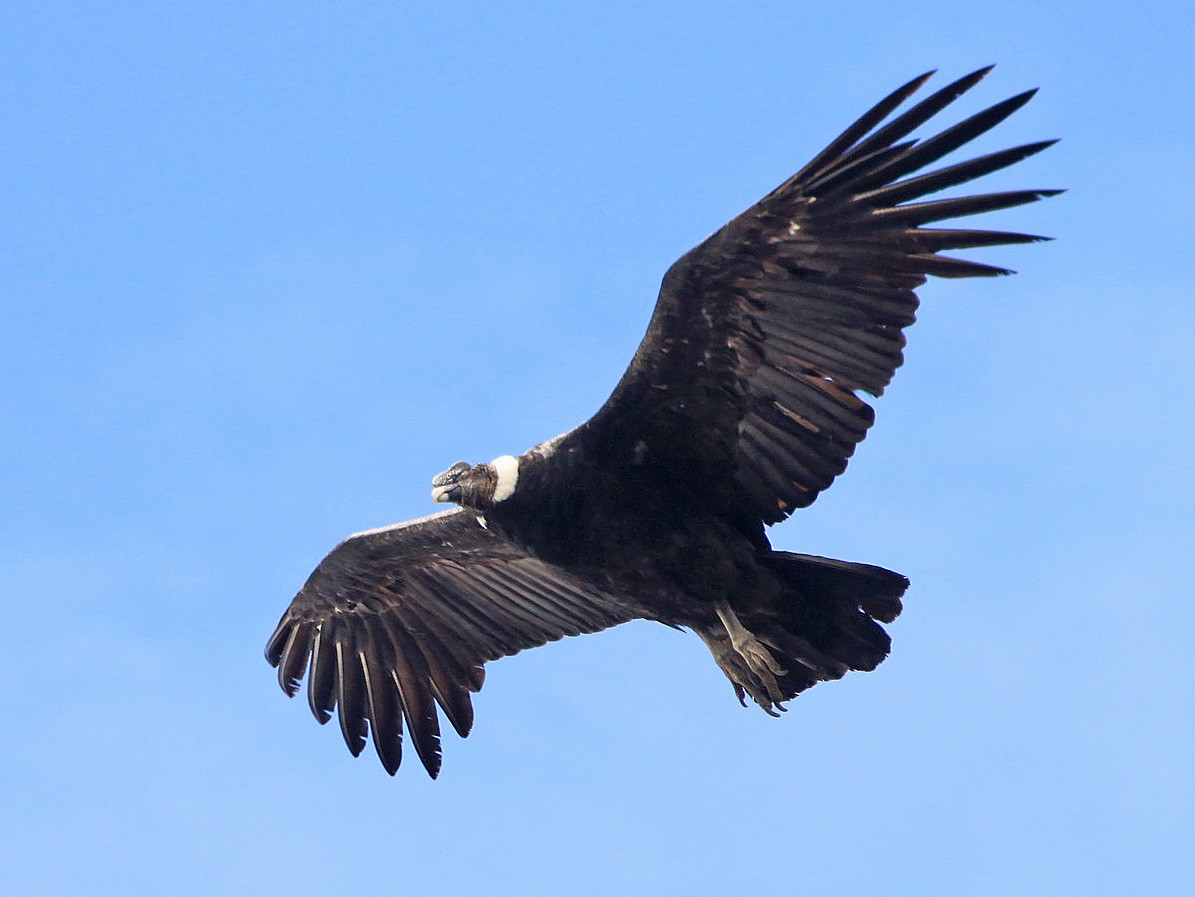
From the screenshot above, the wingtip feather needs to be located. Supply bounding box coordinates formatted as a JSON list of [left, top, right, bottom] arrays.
[[307, 624, 336, 724], [275, 622, 312, 697], [264, 616, 290, 667], [335, 636, 369, 757]]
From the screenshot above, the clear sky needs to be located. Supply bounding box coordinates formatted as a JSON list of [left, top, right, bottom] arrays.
[[3, 3, 1192, 895]]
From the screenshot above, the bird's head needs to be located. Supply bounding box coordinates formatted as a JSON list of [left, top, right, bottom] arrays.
[[431, 455, 520, 510]]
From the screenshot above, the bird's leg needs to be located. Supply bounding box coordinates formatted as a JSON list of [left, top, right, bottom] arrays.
[[695, 626, 783, 716], [714, 600, 788, 709]]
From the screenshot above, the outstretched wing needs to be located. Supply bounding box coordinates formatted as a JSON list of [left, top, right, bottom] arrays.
[[265, 509, 639, 777], [580, 67, 1058, 525]]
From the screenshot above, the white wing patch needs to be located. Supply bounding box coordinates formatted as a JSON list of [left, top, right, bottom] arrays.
[[346, 508, 461, 540], [490, 454, 520, 503]]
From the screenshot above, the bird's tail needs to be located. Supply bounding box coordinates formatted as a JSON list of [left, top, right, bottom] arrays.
[[749, 552, 909, 703]]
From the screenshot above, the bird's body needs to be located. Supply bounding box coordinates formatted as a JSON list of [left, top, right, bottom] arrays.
[[266, 67, 1057, 777], [477, 435, 764, 635]]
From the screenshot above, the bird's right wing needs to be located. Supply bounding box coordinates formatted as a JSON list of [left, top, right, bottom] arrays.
[[265, 509, 640, 778]]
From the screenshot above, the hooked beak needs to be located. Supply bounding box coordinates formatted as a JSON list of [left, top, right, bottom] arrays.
[[431, 484, 461, 503]]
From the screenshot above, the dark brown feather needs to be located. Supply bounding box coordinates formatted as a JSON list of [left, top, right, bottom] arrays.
[[830, 67, 994, 174], [576, 69, 1056, 523], [265, 510, 640, 776], [334, 628, 368, 757], [358, 618, 404, 775], [307, 624, 336, 724]]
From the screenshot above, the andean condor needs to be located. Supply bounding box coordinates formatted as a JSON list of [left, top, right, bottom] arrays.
[[266, 67, 1058, 777]]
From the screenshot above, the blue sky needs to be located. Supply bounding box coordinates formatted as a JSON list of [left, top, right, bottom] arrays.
[[3, 3, 1193, 895]]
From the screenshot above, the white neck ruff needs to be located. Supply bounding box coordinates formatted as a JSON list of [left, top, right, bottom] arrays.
[[490, 454, 520, 503]]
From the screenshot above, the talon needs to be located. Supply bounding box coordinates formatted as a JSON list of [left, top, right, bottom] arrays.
[[697, 613, 792, 716], [716, 600, 788, 704]]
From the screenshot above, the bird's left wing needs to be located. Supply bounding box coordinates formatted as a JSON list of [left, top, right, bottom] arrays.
[[265, 509, 639, 777], [574, 68, 1058, 526]]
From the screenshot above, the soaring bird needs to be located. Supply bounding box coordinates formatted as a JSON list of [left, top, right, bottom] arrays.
[[266, 67, 1057, 777]]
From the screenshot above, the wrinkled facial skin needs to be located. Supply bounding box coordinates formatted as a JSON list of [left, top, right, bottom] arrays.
[[431, 461, 496, 509]]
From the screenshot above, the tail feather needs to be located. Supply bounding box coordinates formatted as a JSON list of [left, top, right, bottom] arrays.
[[768, 551, 907, 621], [757, 552, 909, 698]]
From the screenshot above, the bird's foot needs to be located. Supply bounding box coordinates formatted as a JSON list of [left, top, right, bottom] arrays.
[[716, 600, 787, 701], [699, 632, 784, 715], [696, 601, 790, 716]]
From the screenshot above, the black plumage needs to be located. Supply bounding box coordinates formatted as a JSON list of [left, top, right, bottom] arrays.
[[265, 68, 1057, 777]]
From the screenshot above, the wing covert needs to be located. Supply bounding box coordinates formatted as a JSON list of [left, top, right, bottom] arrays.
[[265, 509, 639, 777], [580, 68, 1058, 524]]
